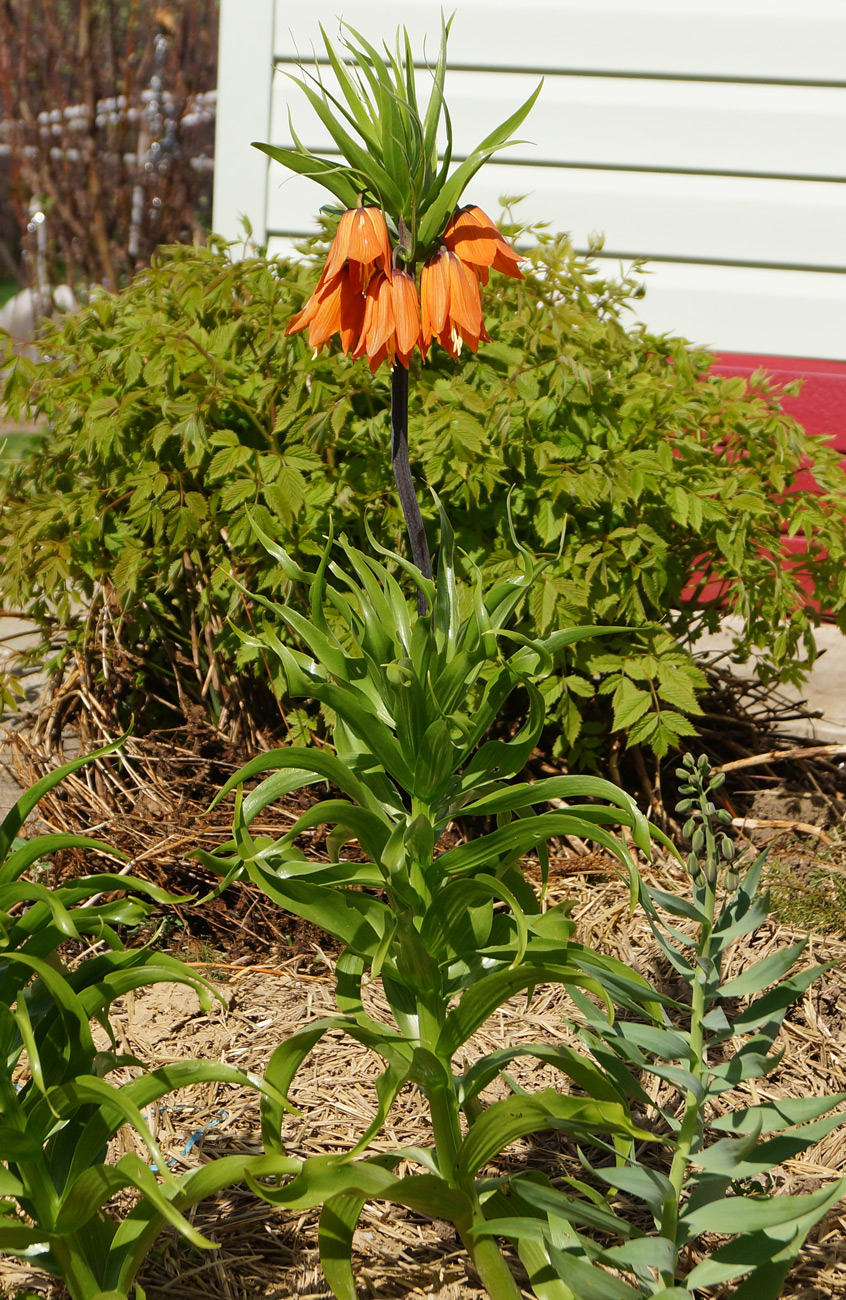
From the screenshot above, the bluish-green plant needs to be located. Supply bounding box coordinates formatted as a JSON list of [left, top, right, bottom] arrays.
[[0, 741, 294, 1300], [471, 753, 846, 1298], [196, 512, 672, 1300]]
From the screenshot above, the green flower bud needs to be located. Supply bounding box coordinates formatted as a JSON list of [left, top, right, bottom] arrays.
[[725, 866, 739, 892], [709, 771, 726, 790], [686, 851, 701, 879], [682, 817, 697, 840], [716, 808, 734, 825], [697, 754, 711, 773], [721, 834, 736, 862], [691, 827, 705, 854], [676, 798, 694, 813]]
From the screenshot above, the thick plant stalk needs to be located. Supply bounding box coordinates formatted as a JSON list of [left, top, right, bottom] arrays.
[[391, 363, 432, 614], [419, 995, 523, 1300]]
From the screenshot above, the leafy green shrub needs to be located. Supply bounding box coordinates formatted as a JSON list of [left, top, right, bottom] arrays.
[[2, 229, 845, 760]]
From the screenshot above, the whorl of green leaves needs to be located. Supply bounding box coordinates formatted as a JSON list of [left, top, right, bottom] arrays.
[[196, 511, 671, 1300], [253, 17, 541, 261], [0, 745, 296, 1300], [2, 233, 845, 761]]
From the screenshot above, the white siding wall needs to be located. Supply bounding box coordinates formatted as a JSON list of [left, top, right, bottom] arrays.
[[213, 0, 846, 358]]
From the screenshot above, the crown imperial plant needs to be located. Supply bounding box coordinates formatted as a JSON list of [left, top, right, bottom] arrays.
[[256, 16, 540, 593]]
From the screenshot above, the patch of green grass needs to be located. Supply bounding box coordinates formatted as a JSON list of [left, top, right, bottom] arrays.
[[767, 852, 846, 935]]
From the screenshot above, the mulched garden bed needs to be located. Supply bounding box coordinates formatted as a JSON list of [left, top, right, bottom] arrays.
[[2, 663, 846, 1299]]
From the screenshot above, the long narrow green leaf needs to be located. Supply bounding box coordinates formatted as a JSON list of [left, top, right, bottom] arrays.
[[209, 747, 374, 815], [319, 1194, 366, 1300], [458, 1043, 627, 1110], [438, 964, 612, 1058], [455, 1090, 652, 1180], [417, 80, 542, 245], [252, 142, 360, 209], [716, 940, 808, 998], [682, 1177, 846, 1234], [709, 1093, 846, 1134], [0, 732, 127, 864], [546, 1246, 644, 1300]]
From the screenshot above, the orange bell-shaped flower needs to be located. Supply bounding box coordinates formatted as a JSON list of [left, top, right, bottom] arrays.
[[442, 204, 524, 286], [285, 263, 366, 356], [420, 248, 489, 361], [323, 206, 392, 291], [353, 269, 421, 373]]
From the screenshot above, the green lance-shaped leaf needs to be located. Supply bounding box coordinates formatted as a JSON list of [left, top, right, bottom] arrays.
[[454, 1089, 654, 1180], [108, 1161, 300, 1298], [46, 1076, 176, 1190], [0, 731, 128, 866], [457, 1042, 628, 1111], [248, 1153, 472, 1221], [422, 874, 528, 968], [682, 1177, 846, 1236], [589, 1162, 676, 1221], [243, 857, 389, 955], [319, 1192, 367, 1300], [0, 834, 126, 886], [509, 1173, 645, 1241], [545, 1246, 646, 1300], [717, 938, 808, 999], [277, 800, 392, 865], [709, 1093, 846, 1135], [1, 880, 79, 939], [421, 15, 452, 175], [711, 962, 835, 1045], [209, 746, 376, 817], [319, 25, 382, 149], [253, 142, 361, 209], [697, 1110, 846, 1179], [437, 964, 614, 1059], [416, 79, 543, 246], [52, 1154, 215, 1250], [58, 1061, 293, 1193]]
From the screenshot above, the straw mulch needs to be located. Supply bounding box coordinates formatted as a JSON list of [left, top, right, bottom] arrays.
[[2, 671, 846, 1299]]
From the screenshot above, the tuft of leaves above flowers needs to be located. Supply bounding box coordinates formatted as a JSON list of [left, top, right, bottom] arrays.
[[2, 228, 846, 761]]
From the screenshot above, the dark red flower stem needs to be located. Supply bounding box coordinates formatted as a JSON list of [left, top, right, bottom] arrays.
[[391, 362, 431, 615]]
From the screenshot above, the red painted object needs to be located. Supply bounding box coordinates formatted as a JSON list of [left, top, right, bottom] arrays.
[[710, 354, 846, 454], [683, 354, 846, 612]]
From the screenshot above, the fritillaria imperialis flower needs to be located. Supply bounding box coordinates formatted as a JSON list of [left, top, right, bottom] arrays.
[[419, 248, 490, 361], [284, 264, 366, 355], [442, 205, 525, 285], [286, 202, 522, 369], [322, 206, 392, 290], [353, 270, 421, 373]]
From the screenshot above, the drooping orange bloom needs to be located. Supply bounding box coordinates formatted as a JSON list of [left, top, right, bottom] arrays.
[[420, 248, 490, 361], [322, 206, 392, 291], [285, 264, 366, 355], [353, 269, 420, 373], [442, 204, 524, 285], [286, 206, 393, 356]]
